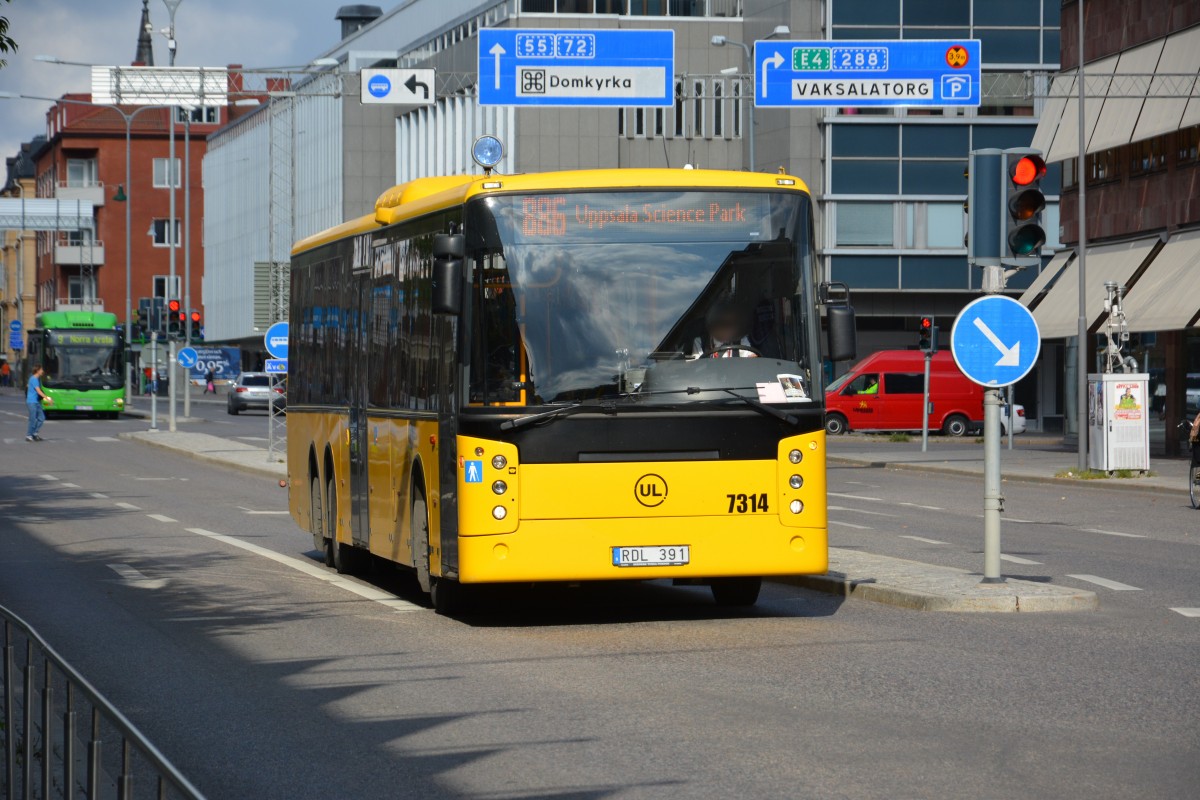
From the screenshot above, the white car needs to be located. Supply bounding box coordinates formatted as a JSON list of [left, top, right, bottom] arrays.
[[1000, 403, 1027, 435]]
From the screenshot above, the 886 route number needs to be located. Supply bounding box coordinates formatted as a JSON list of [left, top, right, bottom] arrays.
[[727, 493, 769, 513]]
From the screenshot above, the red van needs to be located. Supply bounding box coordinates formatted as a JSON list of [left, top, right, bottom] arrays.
[[824, 350, 983, 437]]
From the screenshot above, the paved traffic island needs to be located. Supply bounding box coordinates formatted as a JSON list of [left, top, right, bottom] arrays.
[[777, 547, 1098, 612]]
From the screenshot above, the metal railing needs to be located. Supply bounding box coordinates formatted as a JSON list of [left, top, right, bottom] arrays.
[[1, 605, 206, 800]]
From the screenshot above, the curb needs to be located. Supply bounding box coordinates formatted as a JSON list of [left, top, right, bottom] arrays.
[[119, 432, 286, 481]]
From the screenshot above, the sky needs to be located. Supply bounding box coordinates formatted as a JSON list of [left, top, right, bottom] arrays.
[[0, 0, 384, 164]]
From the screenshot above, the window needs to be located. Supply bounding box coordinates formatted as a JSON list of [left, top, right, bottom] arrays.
[[731, 81, 741, 137], [66, 158, 97, 187], [1179, 126, 1200, 165], [1130, 136, 1167, 174], [693, 80, 705, 138], [926, 203, 965, 249], [1087, 150, 1120, 183], [153, 275, 181, 298], [831, 160, 899, 194], [832, 124, 899, 157], [843, 373, 881, 395], [151, 219, 181, 247], [635, 107, 645, 137], [835, 203, 894, 246], [175, 106, 219, 124], [674, 81, 685, 137], [902, 160, 968, 194], [831, 256, 899, 289], [902, 125, 967, 157], [884, 373, 924, 394], [153, 158, 181, 188], [712, 80, 724, 138]]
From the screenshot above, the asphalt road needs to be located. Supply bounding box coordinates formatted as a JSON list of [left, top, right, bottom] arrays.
[[1, 391, 1197, 799]]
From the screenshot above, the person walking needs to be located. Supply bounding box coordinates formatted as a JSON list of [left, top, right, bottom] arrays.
[[0, 359, 10, 388], [26, 364, 51, 442], [204, 368, 215, 394]]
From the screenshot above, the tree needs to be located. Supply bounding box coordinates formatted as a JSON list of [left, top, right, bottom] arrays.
[[0, 0, 15, 70]]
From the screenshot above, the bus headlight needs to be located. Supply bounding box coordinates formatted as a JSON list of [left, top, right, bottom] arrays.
[[492, 454, 507, 469], [492, 505, 508, 520], [789, 474, 803, 489], [492, 480, 508, 495], [789, 499, 804, 514]]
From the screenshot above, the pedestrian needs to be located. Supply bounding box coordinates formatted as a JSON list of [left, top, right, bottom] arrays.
[[26, 363, 51, 442], [0, 360, 9, 387], [204, 368, 215, 394]]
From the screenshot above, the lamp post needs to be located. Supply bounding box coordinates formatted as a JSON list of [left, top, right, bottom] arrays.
[[711, 26, 789, 173], [0, 87, 170, 407], [162, 0, 183, 66]]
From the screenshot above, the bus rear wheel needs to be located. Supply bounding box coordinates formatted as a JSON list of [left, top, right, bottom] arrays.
[[310, 476, 325, 555], [710, 577, 762, 607], [431, 578, 474, 617], [825, 413, 848, 436]]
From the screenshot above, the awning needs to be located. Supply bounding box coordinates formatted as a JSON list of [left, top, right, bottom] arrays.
[[1030, 237, 1159, 338], [1121, 229, 1200, 332], [1032, 26, 1200, 163], [1019, 249, 1075, 310]]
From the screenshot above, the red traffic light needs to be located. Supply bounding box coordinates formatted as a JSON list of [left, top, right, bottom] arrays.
[[190, 311, 201, 323], [1010, 155, 1046, 186], [178, 311, 186, 321], [920, 317, 933, 331], [168, 299, 181, 313]]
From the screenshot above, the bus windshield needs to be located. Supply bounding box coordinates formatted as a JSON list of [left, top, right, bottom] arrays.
[[43, 330, 124, 390], [466, 190, 816, 407]]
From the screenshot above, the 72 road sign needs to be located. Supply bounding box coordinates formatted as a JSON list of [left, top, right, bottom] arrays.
[[755, 39, 981, 108], [479, 28, 674, 107]]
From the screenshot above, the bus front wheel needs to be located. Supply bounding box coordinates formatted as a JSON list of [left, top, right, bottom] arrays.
[[825, 413, 848, 436], [711, 577, 762, 607]]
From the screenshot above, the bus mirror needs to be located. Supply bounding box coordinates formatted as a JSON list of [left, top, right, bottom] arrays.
[[432, 233, 465, 260], [433, 257, 464, 316], [826, 305, 857, 363]]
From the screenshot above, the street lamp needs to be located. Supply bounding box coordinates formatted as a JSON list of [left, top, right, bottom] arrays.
[[162, 0, 184, 66], [711, 26, 789, 173]]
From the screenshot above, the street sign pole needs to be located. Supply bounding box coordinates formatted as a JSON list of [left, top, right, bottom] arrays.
[[921, 351, 932, 452], [149, 332, 158, 431], [982, 385, 1003, 582], [168, 338, 177, 433]]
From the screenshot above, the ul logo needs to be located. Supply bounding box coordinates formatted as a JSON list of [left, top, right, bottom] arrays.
[[634, 473, 668, 508], [522, 69, 547, 94], [945, 45, 969, 68]]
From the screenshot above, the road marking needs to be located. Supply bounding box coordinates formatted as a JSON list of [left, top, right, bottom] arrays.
[[829, 520, 872, 530], [828, 492, 886, 503], [236, 506, 290, 516], [90, 492, 109, 499], [899, 535, 947, 544], [1066, 574, 1141, 591], [146, 514, 177, 523], [114, 502, 141, 511], [186, 528, 423, 614], [1000, 554, 1042, 565], [60, 482, 81, 488], [236, 436, 269, 442], [1002, 517, 1038, 524], [39, 474, 58, 481], [899, 502, 945, 511], [828, 505, 898, 518], [1079, 528, 1146, 539], [89, 436, 120, 442], [1169, 608, 1200, 618], [107, 563, 168, 590]]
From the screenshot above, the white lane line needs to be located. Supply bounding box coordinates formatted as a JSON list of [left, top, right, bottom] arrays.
[[90, 492, 109, 499], [89, 436, 120, 443], [1000, 554, 1043, 565], [1169, 608, 1200, 618], [1003, 517, 1038, 524], [899, 502, 945, 511], [186, 528, 423, 614], [1079, 528, 1146, 539], [39, 474, 58, 481], [236, 436, 269, 442], [146, 513, 177, 523], [236, 506, 290, 516], [1066, 574, 1142, 591], [828, 505, 898, 518], [830, 520, 872, 530], [107, 564, 168, 590], [60, 482, 81, 488], [114, 502, 141, 511], [828, 492, 886, 503], [899, 535, 947, 545]]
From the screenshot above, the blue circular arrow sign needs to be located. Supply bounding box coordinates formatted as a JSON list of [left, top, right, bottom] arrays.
[[264, 321, 289, 360], [950, 295, 1040, 388], [177, 347, 199, 369]]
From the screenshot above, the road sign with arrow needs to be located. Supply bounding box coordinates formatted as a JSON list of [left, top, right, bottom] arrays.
[[360, 68, 435, 105], [950, 295, 1040, 388]]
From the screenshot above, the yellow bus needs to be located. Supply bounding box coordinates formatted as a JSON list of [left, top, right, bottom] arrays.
[[287, 158, 855, 614]]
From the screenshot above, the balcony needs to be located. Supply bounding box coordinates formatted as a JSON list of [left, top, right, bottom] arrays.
[[57, 180, 105, 207], [54, 241, 105, 266], [54, 298, 105, 313]]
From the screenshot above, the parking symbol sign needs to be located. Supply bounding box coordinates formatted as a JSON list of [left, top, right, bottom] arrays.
[[464, 460, 483, 484], [941, 74, 971, 100]]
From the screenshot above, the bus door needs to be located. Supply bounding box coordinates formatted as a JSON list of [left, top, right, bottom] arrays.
[[348, 280, 371, 548]]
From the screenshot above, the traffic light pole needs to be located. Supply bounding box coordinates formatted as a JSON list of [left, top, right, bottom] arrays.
[[921, 351, 932, 452], [168, 338, 177, 433]]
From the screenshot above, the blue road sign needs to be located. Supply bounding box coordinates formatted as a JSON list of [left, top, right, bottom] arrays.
[[950, 295, 1041, 388], [264, 358, 287, 374], [177, 346, 199, 369], [9, 333, 22, 350], [264, 321, 289, 360], [755, 39, 981, 108], [479, 28, 674, 107], [8, 320, 21, 332]]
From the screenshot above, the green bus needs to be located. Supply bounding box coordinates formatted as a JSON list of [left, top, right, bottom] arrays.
[[27, 311, 126, 417]]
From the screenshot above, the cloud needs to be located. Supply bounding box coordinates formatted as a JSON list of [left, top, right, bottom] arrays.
[[0, 0, 349, 168]]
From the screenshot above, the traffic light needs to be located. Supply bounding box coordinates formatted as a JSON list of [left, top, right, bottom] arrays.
[[189, 310, 202, 342], [1003, 148, 1046, 264], [918, 316, 932, 351], [167, 299, 182, 337], [967, 149, 1003, 267]]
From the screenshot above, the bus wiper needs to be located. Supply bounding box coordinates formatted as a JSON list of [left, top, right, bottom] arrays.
[[718, 389, 800, 426], [499, 399, 620, 431]]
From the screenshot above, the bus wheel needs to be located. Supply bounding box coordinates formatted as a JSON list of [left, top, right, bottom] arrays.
[[431, 577, 474, 617], [825, 413, 848, 436], [323, 480, 337, 567], [942, 414, 969, 437], [412, 491, 432, 594], [711, 577, 762, 607], [310, 476, 325, 555]]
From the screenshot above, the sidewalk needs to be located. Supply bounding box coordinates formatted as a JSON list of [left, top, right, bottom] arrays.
[[117, 428, 1098, 613], [828, 434, 1189, 495]]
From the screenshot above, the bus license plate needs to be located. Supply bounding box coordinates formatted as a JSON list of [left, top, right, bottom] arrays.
[[76, 405, 92, 411], [612, 545, 690, 567]]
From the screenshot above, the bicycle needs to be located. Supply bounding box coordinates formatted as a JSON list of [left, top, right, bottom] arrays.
[[1178, 420, 1200, 509]]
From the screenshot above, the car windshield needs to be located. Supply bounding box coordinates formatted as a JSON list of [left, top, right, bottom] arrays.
[[465, 190, 818, 407], [43, 331, 123, 389]]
